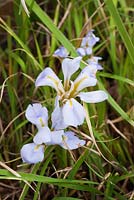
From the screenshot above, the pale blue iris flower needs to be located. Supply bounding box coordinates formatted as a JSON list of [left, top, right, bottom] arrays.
[[86, 56, 103, 70], [77, 30, 100, 57], [21, 103, 85, 163], [35, 57, 108, 129], [54, 46, 69, 58]]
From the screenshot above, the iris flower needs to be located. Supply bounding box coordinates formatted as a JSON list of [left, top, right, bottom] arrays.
[[53, 46, 69, 58], [86, 56, 103, 70], [35, 57, 108, 129], [21, 103, 85, 163], [77, 30, 100, 56]]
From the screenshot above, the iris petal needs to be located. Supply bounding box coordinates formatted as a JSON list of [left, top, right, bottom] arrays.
[[73, 69, 97, 92], [52, 98, 68, 130], [62, 98, 85, 127], [20, 143, 44, 164], [86, 56, 103, 70], [25, 104, 48, 128], [47, 130, 64, 145], [60, 131, 86, 150], [62, 57, 82, 84], [33, 127, 51, 144], [86, 30, 100, 46], [78, 90, 108, 103], [35, 67, 64, 94], [54, 46, 69, 58], [76, 48, 86, 57]]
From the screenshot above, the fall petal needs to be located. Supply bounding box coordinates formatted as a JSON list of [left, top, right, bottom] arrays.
[[62, 98, 85, 127], [78, 90, 108, 103], [35, 67, 64, 93], [20, 143, 44, 164], [25, 103, 48, 128], [60, 131, 86, 150]]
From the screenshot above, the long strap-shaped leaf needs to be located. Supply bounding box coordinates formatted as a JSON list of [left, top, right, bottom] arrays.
[[105, 0, 134, 64], [98, 81, 134, 127], [25, 0, 77, 57], [0, 169, 101, 193]]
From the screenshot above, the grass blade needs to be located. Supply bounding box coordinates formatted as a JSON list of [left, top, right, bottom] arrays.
[[105, 0, 134, 64]]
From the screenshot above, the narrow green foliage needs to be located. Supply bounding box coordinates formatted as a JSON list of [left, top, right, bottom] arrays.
[[105, 0, 134, 64], [1, 0, 134, 199], [25, 0, 77, 57]]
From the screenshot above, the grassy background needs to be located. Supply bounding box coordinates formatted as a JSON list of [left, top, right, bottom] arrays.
[[0, 0, 134, 199]]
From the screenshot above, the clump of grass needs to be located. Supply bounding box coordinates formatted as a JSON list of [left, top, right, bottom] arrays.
[[0, 0, 134, 199]]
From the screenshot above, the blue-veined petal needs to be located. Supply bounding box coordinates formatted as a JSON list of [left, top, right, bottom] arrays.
[[54, 46, 69, 58], [20, 143, 44, 164], [60, 131, 86, 150], [77, 90, 108, 103], [62, 98, 85, 127], [35, 67, 64, 94], [25, 103, 48, 128], [62, 57, 82, 87], [33, 127, 51, 144], [52, 97, 68, 130]]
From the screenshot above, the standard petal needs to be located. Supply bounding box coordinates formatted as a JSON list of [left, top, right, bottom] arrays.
[[20, 143, 44, 164], [25, 103, 48, 128], [60, 131, 86, 150], [62, 98, 85, 127], [78, 90, 108, 103], [33, 127, 51, 144], [62, 57, 82, 85], [73, 69, 97, 92], [54, 46, 69, 58], [47, 130, 64, 145], [35, 67, 64, 93]]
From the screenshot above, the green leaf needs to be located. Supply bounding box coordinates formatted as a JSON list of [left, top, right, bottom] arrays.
[[98, 81, 134, 127], [0, 169, 100, 193], [25, 0, 77, 57], [105, 0, 134, 64], [98, 72, 134, 87]]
